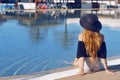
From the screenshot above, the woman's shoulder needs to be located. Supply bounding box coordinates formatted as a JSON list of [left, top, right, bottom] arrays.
[[100, 33, 105, 41], [100, 33, 104, 37], [78, 33, 83, 41]]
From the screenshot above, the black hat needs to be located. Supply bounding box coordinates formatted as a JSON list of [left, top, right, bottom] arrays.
[[80, 14, 102, 32]]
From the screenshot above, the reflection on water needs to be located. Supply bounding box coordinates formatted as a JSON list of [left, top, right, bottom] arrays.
[[0, 9, 120, 77]]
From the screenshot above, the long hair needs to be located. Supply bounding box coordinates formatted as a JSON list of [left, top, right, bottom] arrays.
[[82, 29, 104, 64]]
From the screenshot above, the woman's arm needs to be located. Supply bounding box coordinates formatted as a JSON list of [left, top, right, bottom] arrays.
[[78, 57, 85, 76], [73, 58, 85, 76], [101, 58, 115, 75]]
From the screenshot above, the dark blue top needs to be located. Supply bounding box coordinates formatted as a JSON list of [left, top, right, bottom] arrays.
[[76, 41, 107, 59]]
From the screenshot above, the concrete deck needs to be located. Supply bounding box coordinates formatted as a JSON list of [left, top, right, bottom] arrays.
[[0, 56, 120, 80], [57, 65, 120, 80], [30, 58, 120, 80]]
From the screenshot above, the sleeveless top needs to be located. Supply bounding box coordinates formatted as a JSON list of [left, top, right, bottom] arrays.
[[76, 41, 107, 59]]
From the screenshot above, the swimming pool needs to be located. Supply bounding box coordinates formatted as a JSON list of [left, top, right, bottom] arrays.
[[0, 9, 120, 77]]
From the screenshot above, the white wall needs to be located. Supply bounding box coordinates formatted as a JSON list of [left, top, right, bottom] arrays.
[[18, 2, 35, 9], [85, 1, 115, 5]]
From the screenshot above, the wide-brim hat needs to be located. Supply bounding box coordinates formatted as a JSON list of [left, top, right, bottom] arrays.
[[80, 14, 102, 32]]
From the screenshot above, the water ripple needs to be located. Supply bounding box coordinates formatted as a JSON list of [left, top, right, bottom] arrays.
[[0, 57, 28, 76], [13, 53, 60, 75], [27, 59, 49, 73], [13, 56, 46, 75]]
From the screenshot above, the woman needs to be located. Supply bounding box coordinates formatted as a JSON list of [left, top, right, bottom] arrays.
[[74, 14, 115, 76]]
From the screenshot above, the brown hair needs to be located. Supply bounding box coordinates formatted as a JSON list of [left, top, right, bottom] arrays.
[[82, 29, 104, 64]]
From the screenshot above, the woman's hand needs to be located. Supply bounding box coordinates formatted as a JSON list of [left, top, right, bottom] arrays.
[[105, 69, 116, 75], [101, 59, 116, 75], [79, 69, 85, 76]]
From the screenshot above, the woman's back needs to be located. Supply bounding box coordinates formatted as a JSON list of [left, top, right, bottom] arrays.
[[79, 29, 104, 63]]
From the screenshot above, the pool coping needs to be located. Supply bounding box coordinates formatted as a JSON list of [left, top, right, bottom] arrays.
[[0, 55, 120, 80]]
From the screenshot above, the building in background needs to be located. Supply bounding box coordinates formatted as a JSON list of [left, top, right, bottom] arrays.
[[1, 0, 120, 9], [81, 0, 119, 9], [49, 0, 81, 8]]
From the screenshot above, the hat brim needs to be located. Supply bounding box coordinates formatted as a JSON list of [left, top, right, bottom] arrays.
[[80, 16, 102, 32]]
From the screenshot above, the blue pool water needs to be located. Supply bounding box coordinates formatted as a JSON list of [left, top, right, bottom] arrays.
[[0, 9, 120, 77]]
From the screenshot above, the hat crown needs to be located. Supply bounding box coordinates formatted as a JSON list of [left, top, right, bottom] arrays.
[[86, 14, 98, 23]]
